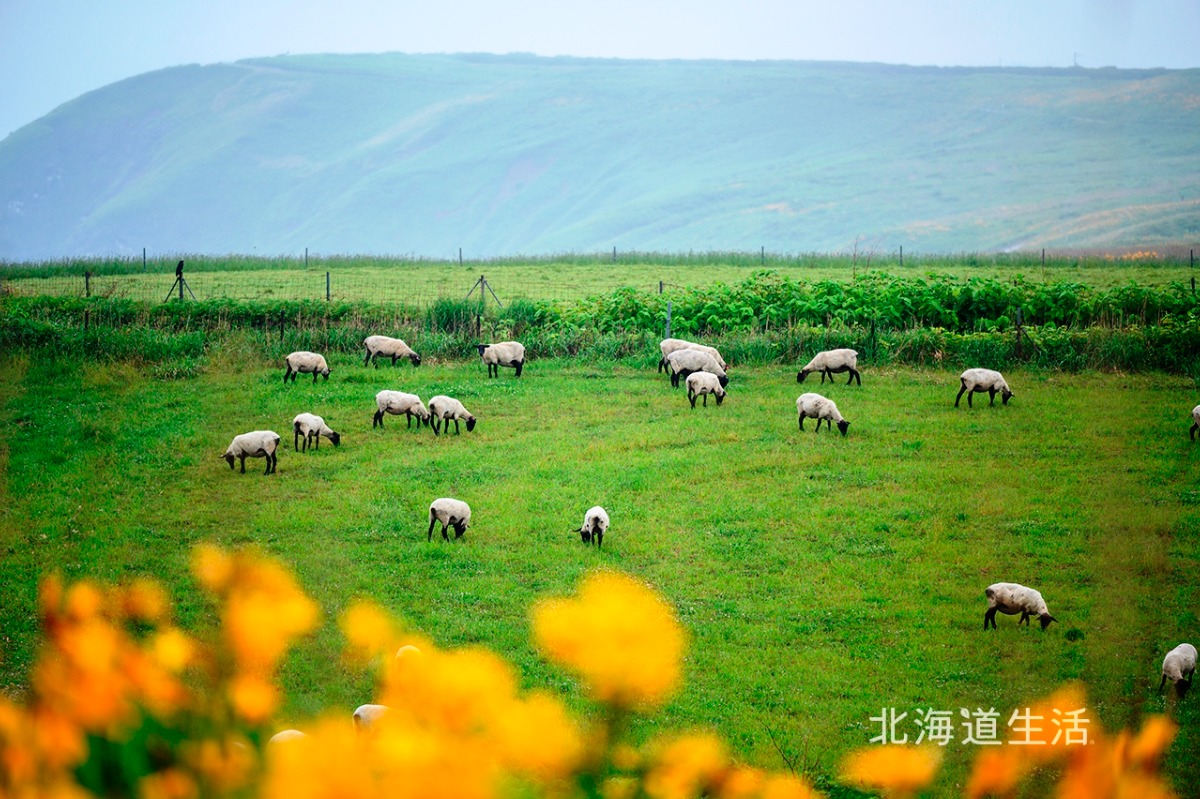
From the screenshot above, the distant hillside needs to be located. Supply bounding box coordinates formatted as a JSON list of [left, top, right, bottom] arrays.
[[1, 53, 1198, 261]]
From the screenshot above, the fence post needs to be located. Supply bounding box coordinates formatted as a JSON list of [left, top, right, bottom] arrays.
[[326, 271, 331, 301], [612, 246, 617, 264], [1015, 306, 1024, 360], [279, 311, 284, 344], [665, 301, 672, 339], [659, 280, 663, 294], [459, 248, 463, 267], [761, 246, 765, 267], [143, 248, 147, 272], [84, 310, 90, 331], [870, 318, 877, 359], [899, 245, 903, 267], [305, 247, 309, 270], [85, 270, 91, 298]]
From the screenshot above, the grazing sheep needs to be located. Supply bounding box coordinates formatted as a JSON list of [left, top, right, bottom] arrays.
[[222, 431, 280, 475], [395, 644, 422, 659], [983, 582, 1056, 630], [268, 729, 307, 745], [956, 368, 1013, 408], [363, 335, 421, 367], [428, 498, 471, 541], [428, 395, 477, 436], [353, 704, 390, 733], [686, 371, 726, 408], [796, 393, 849, 436], [1191, 404, 1200, 441], [284, 351, 330, 384], [292, 412, 340, 452], [477, 341, 526, 377], [797, 348, 861, 386], [658, 338, 728, 372], [577, 506, 610, 547], [1160, 643, 1197, 695], [666, 349, 728, 389], [372, 390, 430, 430]]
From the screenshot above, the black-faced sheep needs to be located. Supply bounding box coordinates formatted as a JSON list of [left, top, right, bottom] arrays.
[[797, 348, 861, 386], [686, 371, 726, 407], [796, 393, 849, 436], [666, 349, 728, 389], [428, 395, 477, 436], [223, 431, 280, 475], [477, 341, 525, 377], [292, 413, 341, 451], [956, 368, 1013, 408], [372, 390, 430, 430], [364, 335, 421, 367], [428, 498, 471, 541], [577, 506, 610, 546], [284, 351, 330, 384], [1160, 643, 1197, 696], [983, 582, 1056, 630]]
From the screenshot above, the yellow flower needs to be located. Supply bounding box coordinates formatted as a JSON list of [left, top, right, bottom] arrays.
[[381, 647, 518, 735], [531, 570, 684, 710], [138, 768, 197, 799], [228, 673, 278, 724], [340, 600, 402, 664], [840, 745, 941, 797], [965, 747, 1025, 798], [152, 628, 195, 673], [191, 544, 233, 593], [122, 578, 168, 623], [1126, 716, 1176, 768], [644, 733, 729, 799], [494, 691, 584, 781], [759, 774, 823, 799]]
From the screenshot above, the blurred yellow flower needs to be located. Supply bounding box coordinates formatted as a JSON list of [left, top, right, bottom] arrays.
[[228, 673, 278, 725], [644, 733, 729, 799], [531, 570, 684, 709], [152, 628, 195, 673], [840, 744, 941, 797], [494, 691, 584, 781], [340, 600, 402, 664], [965, 747, 1024, 798], [122, 578, 168, 623], [138, 767, 197, 799], [191, 545, 233, 593], [1127, 715, 1176, 767]]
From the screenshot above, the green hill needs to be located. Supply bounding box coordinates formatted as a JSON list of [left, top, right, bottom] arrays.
[[1, 53, 1198, 260]]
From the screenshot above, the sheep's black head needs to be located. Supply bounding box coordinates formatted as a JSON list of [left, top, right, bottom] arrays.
[[452, 520, 468, 537], [716, 392, 725, 405], [1039, 613, 1056, 630], [797, 370, 808, 383], [580, 528, 592, 544], [718, 375, 729, 388], [466, 417, 477, 432], [329, 432, 342, 447], [409, 353, 422, 366], [1002, 388, 1014, 405], [223, 454, 235, 470], [476, 344, 488, 356], [837, 420, 850, 437], [1177, 679, 1193, 699]]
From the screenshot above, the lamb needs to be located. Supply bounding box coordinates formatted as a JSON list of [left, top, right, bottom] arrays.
[[796, 393, 849, 436], [372, 390, 430, 430], [222, 431, 280, 475], [428, 498, 471, 541], [363, 335, 421, 368], [292, 412, 340, 451], [666, 349, 728, 389], [428, 395, 477, 436], [576, 506, 610, 547], [956, 368, 1013, 408], [284, 351, 330, 384], [797, 348, 861, 386], [1191, 404, 1200, 440], [983, 582, 1056, 630], [686, 371, 726, 408], [353, 704, 390, 733], [477, 341, 526, 377], [1159, 643, 1197, 695], [268, 729, 307, 745], [658, 338, 728, 373]]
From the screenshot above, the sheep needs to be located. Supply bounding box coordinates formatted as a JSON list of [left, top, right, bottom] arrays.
[[576, 506, 610, 547], [222, 431, 280, 475], [372, 390, 430, 430], [797, 348, 861, 386], [956, 368, 1013, 408], [292, 412, 340, 452], [268, 729, 307, 745], [796, 393, 849, 436], [658, 338, 728, 372], [1159, 643, 1197, 696], [1191, 404, 1200, 440], [353, 704, 390, 733], [428, 395, 477, 436], [686, 371, 726, 408], [284, 351, 330, 384], [477, 341, 525, 378], [364, 335, 421, 367], [428, 498, 471, 541], [666, 349, 728, 389], [395, 644, 422, 659], [983, 582, 1056, 630]]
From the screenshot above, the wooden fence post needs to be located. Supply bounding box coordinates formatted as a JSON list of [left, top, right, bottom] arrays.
[[85, 271, 91, 298], [326, 271, 330, 301]]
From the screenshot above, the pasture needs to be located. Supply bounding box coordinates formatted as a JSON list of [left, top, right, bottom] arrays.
[[1, 346, 1199, 795]]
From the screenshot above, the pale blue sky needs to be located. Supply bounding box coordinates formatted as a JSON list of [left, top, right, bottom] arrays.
[[2, 0, 1198, 139]]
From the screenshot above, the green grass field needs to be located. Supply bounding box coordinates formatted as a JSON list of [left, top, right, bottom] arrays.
[[1, 347, 1199, 795], [3, 252, 1197, 305]]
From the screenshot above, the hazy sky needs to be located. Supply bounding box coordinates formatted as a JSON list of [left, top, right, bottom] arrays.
[[3, 0, 1199, 139]]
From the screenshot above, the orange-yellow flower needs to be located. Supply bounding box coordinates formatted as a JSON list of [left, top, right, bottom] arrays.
[[191, 544, 233, 593], [531, 570, 684, 710], [644, 733, 729, 799], [493, 691, 584, 781], [965, 747, 1025, 798], [840, 745, 941, 797], [228, 673, 278, 725], [340, 600, 402, 664]]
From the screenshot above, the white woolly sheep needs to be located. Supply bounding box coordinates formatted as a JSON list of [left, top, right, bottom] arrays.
[[222, 430, 280, 475], [353, 704, 390, 733], [796, 393, 849, 436], [477, 341, 526, 377], [372, 390, 430, 430], [797, 348, 861, 386], [666, 349, 728, 389], [284, 351, 330, 384], [576, 506, 610, 547], [395, 644, 422, 659], [268, 729, 307, 745], [956, 368, 1013, 408], [292, 412, 340, 451], [1190, 404, 1199, 440], [686, 371, 726, 408], [428, 497, 471, 541], [364, 335, 421, 367], [983, 582, 1056, 630], [428, 395, 477, 436], [1160, 643, 1197, 695], [657, 338, 728, 372]]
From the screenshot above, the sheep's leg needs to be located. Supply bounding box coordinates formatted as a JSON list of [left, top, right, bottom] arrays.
[[514, 360, 523, 377], [284, 366, 293, 383], [239, 455, 246, 474], [989, 388, 997, 406], [1192, 422, 1198, 441], [294, 427, 301, 451], [454, 419, 461, 435], [967, 389, 974, 408], [955, 383, 967, 407], [852, 368, 861, 386], [798, 414, 805, 431], [596, 530, 603, 547], [364, 349, 372, 367], [1159, 674, 1168, 692], [689, 391, 697, 408], [702, 393, 708, 407], [1020, 611, 1030, 626], [658, 357, 666, 373], [373, 411, 383, 429], [313, 433, 319, 451], [846, 370, 854, 385], [441, 523, 450, 542], [427, 517, 436, 541], [984, 608, 997, 630]]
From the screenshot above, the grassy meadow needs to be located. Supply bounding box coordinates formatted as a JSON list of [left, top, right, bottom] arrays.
[[1, 343, 1199, 795]]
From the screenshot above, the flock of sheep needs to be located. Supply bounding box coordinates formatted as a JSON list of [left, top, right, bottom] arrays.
[[221, 333, 1200, 698]]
